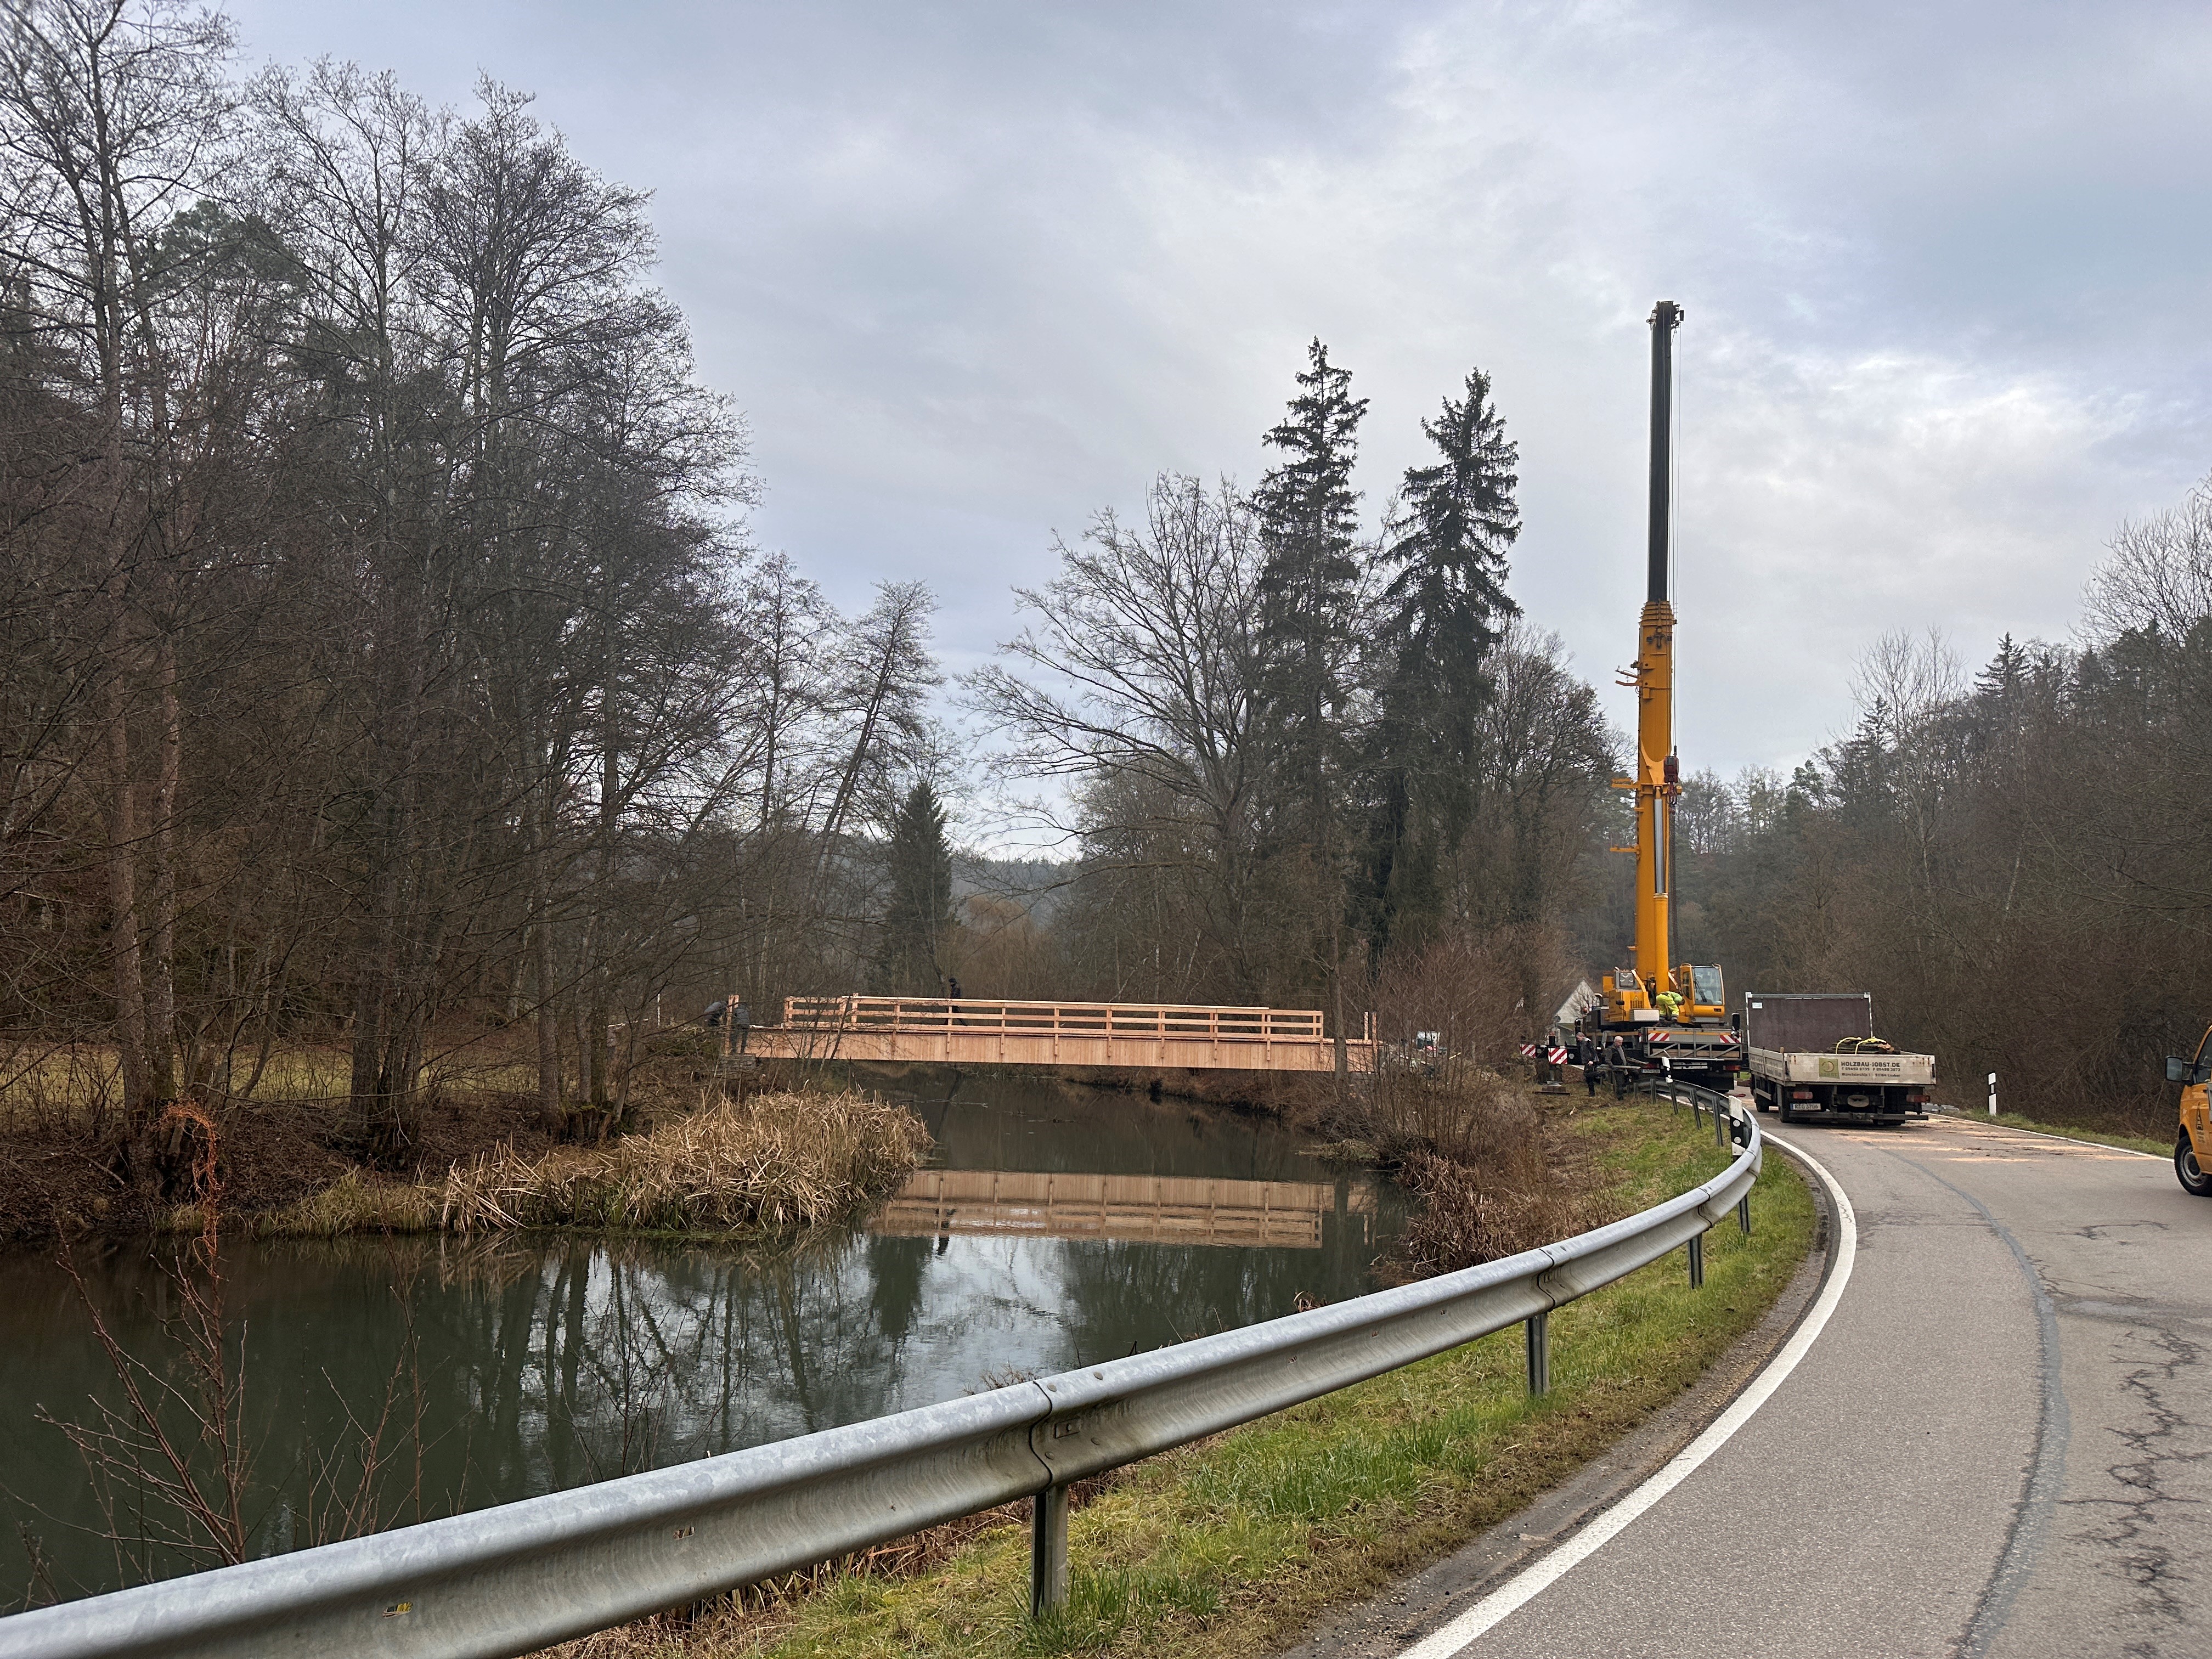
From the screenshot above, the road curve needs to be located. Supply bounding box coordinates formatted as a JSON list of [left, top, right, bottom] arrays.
[[1389, 1116, 2210, 1659]]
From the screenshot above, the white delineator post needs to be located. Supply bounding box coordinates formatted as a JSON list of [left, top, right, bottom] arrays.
[[1988, 1071, 1997, 1116]]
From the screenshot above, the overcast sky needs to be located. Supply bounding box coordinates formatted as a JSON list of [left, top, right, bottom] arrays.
[[229, 0, 2212, 798]]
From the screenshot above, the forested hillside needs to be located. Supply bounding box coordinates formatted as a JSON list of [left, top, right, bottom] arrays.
[[5, 0, 2197, 1164], [1669, 488, 2212, 1132]]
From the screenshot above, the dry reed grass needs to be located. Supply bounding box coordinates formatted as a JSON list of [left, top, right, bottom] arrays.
[[437, 1090, 932, 1234]]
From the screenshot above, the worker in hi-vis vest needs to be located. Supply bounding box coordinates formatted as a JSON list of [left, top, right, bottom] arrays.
[[1654, 988, 1685, 1021]]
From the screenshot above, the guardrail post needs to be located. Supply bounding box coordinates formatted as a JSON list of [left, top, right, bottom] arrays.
[[1031, 1485, 1070, 1616], [1737, 1192, 1753, 1234], [1687, 1231, 1705, 1288], [1524, 1311, 1550, 1396], [1713, 1103, 1727, 1148]]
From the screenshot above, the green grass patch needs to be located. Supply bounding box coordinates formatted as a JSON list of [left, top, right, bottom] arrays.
[[550, 1098, 1817, 1659]]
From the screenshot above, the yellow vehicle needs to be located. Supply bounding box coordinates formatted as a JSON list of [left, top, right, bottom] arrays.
[[2166, 1030, 2212, 1195], [1570, 301, 1740, 1095]]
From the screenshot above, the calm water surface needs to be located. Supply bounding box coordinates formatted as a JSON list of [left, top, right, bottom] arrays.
[[0, 1077, 1400, 1606]]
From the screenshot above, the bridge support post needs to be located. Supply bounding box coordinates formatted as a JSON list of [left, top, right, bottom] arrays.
[[1524, 1311, 1551, 1397], [1687, 1232, 1705, 1288], [1031, 1484, 1069, 1616]]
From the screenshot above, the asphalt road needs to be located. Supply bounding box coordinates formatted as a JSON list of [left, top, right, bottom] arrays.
[[1446, 1116, 2211, 1658]]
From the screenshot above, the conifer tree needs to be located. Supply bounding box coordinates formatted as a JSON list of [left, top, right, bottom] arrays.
[[874, 779, 956, 996], [1974, 633, 2029, 701], [1254, 337, 1368, 834], [1384, 366, 1520, 710], [1252, 338, 1367, 1065], [1361, 366, 1521, 948]]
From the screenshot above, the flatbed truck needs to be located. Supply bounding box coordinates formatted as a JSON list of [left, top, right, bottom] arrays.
[[1745, 991, 1933, 1125]]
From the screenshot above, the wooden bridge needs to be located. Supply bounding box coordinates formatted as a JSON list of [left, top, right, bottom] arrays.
[[728, 996, 1375, 1073]]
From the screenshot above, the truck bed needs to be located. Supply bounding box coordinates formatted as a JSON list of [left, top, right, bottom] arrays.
[[1747, 1046, 1934, 1085]]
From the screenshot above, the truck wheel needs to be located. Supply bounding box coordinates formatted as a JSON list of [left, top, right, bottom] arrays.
[[2178, 1131, 2212, 1197]]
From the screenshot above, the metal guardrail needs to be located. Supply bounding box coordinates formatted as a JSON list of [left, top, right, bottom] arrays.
[[2, 1091, 1762, 1659]]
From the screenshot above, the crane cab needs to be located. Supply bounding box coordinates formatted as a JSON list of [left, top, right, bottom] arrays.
[[1596, 964, 1725, 1030], [1678, 963, 1726, 1024]]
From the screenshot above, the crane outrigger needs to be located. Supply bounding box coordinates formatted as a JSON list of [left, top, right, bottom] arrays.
[[1572, 301, 1741, 1093]]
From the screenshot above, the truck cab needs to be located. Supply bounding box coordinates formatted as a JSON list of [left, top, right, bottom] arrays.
[[2165, 1027, 2212, 1196]]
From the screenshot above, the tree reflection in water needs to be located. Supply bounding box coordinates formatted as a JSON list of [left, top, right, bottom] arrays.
[[1, 1081, 1400, 1605]]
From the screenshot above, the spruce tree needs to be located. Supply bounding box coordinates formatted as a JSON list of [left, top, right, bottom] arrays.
[[1384, 366, 1520, 708], [874, 780, 956, 996], [1252, 338, 1366, 1059], [1254, 337, 1368, 837], [1974, 633, 2029, 701], [1362, 366, 1521, 948]]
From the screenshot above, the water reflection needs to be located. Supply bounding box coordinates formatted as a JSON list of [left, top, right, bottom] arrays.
[[0, 1078, 1401, 1606]]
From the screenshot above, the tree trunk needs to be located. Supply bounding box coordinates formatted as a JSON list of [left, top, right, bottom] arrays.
[[146, 630, 181, 1103], [534, 839, 562, 1125], [103, 691, 150, 1120]]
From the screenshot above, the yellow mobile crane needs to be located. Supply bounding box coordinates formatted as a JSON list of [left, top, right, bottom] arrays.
[[1573, 302, 1740, 1094]]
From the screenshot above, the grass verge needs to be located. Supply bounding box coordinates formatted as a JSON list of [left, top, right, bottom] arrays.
[[540, 1094, 1816, 1659]]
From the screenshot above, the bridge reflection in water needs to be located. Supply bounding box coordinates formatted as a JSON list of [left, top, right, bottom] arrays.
[[873, 1169, 1381, 1250]]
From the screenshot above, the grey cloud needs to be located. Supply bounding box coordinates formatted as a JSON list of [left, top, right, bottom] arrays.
[[226, 0, 2212, 789]]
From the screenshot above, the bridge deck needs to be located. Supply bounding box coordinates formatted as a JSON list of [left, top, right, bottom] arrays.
[[732, 996, 1375, 1073]]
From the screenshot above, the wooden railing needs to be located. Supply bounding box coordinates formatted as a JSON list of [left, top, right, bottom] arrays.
[[741, 997, 1374, 1071], [781, 996, 1363, 1043]]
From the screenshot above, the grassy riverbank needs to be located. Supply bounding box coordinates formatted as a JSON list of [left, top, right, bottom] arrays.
[[541, 1092, 1816, 1659], [159, 1090, 932, 1240]]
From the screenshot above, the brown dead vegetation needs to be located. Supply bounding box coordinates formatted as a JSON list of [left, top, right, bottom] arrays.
[[1357, 1059, 1607, 1283], [436, 1091, 931, 1234]]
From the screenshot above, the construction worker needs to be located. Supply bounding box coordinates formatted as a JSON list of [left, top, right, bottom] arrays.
[[1654, 986, 1685, 1022]]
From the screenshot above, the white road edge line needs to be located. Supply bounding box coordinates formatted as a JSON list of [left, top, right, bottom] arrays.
[[1394, 1132, 1858, 1659]]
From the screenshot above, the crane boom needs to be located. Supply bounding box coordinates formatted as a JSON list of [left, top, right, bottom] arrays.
[[1571, 300, 1739, 1090], [1633, 300, 1681, 1002]]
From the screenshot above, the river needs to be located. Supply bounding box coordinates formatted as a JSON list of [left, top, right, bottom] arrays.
[[0, 1076, 1401, 1607]]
